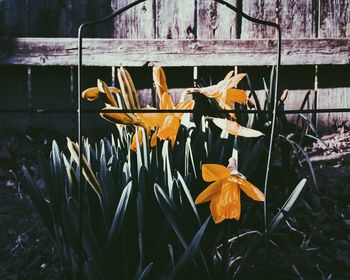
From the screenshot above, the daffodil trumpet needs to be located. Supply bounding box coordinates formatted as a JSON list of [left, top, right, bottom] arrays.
[[195, 163, 265, 223]]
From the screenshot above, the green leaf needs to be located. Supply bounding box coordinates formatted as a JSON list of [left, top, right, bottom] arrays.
[[269, 178, 307, 234], [107, 181, 133, 246], [176, 171, 200, 225], [22, 165, 54, 236], [234, 179, 307, 279], [138, 262, 153, 280], [154, 183, 187, 248], [135, 127, 143, 175], [280, 135, 319, 193], [166, 217, 210, 280]]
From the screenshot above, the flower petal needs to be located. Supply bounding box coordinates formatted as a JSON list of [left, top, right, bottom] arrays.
[[153, 66, 169, 99], [157, 115, 180, 143], [136, 108, 166, 128], [226, 73, 246, 88], [225, 89, 248, 104], [100, 107, 142, 126], [97, 79, 118, 107], [202, 164, 231, 182], [130, 129, 143, 152], [229, 175, 265, 201], [195, 180, 223, 204], [81, 87, 102, 101], [174, 99, 195, 118], [212, 118, 264, 138], [150, 129, 158, 147], [223, 70, 234, 80], [160, 92, 174, 110]]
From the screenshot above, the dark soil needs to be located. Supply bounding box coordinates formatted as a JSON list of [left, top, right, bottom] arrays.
[[0, 133, 64, 280], [0, 181, 63, 280]]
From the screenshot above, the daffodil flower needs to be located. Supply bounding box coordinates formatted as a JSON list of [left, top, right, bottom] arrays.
[[184, 71, 248, 119], [152, 66, 195, 147], [195, 163, 265, 223], [157, 92, 195, 147]]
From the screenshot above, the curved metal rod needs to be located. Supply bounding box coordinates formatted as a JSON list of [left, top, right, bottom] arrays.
[[214, 0, 281, 248], [77, 0, 281, 278], [76, 1, 146, 278]]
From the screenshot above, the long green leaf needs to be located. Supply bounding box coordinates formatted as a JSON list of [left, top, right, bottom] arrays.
[[154, 183, 187, 248], [166, 217, 210, 280], [107, 181, 132, 246], [22, 165, 54, 236], [176, 171, 201, 225], [268, 178, 307, 234]]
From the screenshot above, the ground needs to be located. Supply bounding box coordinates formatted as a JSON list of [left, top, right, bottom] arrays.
[[0, 181, 63, 280]]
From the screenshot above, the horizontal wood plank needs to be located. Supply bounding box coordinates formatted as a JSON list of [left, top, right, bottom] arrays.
[[0, 38, 349, 66]]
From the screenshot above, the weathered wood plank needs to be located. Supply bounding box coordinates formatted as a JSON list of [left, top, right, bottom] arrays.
[[241, 0, 276, 39], [1, 38, 349, 66], [76, 0, 113, 38], [318, 1, 350, 131], [197, 0, 237, 39], [317, 87, 350, 132], [278, 0, 316, 38], [111, 0, 153, 38], [319, 0, 350, 38], [155, 0, 195, 39]]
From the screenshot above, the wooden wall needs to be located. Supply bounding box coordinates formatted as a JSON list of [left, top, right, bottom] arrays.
[[0, 0, 349, 137]]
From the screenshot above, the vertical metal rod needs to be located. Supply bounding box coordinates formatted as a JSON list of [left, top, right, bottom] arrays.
[[70, 66, 75, 135], [27, 66, 32, 129], [111, 66, 116, 87], [214, 0, 282, 241], [77, 25, 83, 280], [263, 26, 281, 239], [313, 65, 318, 129]]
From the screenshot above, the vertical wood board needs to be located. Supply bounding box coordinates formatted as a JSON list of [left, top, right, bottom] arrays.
[[241, 0, 276, 39], [278, 0, 316, 38], [319, 0, 350, 38], [155, 0, 196, 39], [197, 0, 237, 39], [111, 0, 153, 38], [317, 87, 350, 132]]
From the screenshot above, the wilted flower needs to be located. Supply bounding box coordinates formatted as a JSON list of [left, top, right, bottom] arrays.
[[195, 163, 264, 223], [212, 118, 264, 138], [184, 71, 248, 119]]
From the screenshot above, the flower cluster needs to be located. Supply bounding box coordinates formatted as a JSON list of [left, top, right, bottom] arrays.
[[82, 66, 265, 223]]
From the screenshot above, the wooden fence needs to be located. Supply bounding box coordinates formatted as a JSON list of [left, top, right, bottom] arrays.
[[0, 0, 349, 137]]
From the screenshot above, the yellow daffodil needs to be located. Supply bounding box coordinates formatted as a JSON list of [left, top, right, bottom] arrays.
[[195, 163, 264, 223], [184, 71, 247, 119], [152, 66, 195, 147], [157, 92, 195, 147]]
